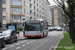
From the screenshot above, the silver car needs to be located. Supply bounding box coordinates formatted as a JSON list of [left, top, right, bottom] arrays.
[[0, 33, 5, 47], [57, 27, 62, 31]]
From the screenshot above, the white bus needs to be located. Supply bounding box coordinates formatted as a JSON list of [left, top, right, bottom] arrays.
[[23, 19, 48, 38]]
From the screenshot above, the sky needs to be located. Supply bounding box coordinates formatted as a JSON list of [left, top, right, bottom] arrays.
[[48, 0, 56, 6]]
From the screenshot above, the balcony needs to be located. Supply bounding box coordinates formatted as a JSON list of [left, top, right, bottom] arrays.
[[10, 5, 22, 8], [11, 12, 23, 16], [10, 20, 22, 23]]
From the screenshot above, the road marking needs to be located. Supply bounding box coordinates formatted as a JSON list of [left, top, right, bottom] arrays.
[[16, 43, 19, 45], [27, 43, 29, 44], [24, 41, 27, 42], [16, 47, 21, 49], [30, 41, 33, 43], [20, 42, 23, 43], [33, 40, 36, 41], [22, 44, 26, 47], [2, 48, 7, 50], [10, 45, 14, 47]]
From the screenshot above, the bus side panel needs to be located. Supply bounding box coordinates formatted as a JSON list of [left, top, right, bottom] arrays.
[[24, 31, 43, 37]]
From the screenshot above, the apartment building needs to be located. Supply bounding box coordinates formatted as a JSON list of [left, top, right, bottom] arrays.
[[52, 5, 65, 26], [2, 0, 30, 27], [50, 6, 54, 26], [2, 0, 52, 27], [42, 0, 52, 26]]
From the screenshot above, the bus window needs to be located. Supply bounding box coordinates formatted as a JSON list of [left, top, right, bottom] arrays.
[[25, 23, 40, 31]]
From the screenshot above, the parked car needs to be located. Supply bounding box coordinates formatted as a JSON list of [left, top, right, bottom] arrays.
[[52, 26, 55, 30], [57, 27, 62, 31], [48, 27, 51, 31], [48, 27, 53, 31], [2, 30, 17, 44], [54, 26, 61, 30], [0, 33, 5, 47]]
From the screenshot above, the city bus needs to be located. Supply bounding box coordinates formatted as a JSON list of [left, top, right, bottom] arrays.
[[23, 19, 48, 38]]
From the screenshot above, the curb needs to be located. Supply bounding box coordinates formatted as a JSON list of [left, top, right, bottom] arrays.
[[17, 37, 26, 41], [51, 34, 64, 50]]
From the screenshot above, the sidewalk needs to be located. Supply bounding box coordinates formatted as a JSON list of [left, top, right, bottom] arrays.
[[16, 31, 25, 41]]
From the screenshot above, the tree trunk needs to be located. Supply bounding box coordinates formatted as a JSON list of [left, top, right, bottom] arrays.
[[69, 19, 72, 39], [70, 18, 75, 44]]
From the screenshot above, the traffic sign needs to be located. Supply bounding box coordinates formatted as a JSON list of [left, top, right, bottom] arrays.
[[22, 15, 25, 20]]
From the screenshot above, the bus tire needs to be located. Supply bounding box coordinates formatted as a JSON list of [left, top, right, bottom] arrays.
[[46, 32, 48, 37], [28, 37, 31, 39], [41, 33, 44, 38]]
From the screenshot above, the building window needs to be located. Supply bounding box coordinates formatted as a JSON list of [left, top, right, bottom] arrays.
[[37, 4, 38, 7], [24, 1, 25, 6], [40, 15, 41, 18], [37, 9, 38, 12], [11, 0, 21, 5], [37, 14, 38, 17], [34, 7, 35, 10], [11, 8, 21, 12], [3, 16, 6, 20], [24, 9, 25, 13], [30, 4, 32, 8], [3, 8, 6, 12], [34, 1, 35, 5], [34, 13, 36, 16], [12, 16, 21, 21], [30, 0, 31, 2], [2, 0, 6, 4], [30, 11, 32, 14]]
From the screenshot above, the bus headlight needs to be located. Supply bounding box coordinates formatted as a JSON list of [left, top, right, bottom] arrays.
[[38, 32, 41, 34], [25, 32, 27, 34]]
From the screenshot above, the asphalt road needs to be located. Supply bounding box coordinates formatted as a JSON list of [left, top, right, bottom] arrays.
[[0, 31, 63, 50]]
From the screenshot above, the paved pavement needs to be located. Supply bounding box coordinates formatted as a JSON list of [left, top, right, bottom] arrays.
[[16, 31, 25, 40], [0, 31, 63, 50]]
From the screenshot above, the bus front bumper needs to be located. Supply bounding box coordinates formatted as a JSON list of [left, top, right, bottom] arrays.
[[24, 35, 42, 37]]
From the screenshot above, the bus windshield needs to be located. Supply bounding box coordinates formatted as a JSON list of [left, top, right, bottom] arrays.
[[25, 23, 40, 31]]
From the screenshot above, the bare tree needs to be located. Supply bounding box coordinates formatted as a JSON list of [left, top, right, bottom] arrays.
[[53, 0, 75, 44]]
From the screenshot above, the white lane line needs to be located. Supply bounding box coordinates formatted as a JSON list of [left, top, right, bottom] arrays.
[[16, 47, 21, 50], [22, 44, 26, 47], [2, 48, 7, 50], [24, 40, 27, 42], [33, 40, 36, 41], [27, 43, 30, 44], [10, 45, 14, 47], [20, 42, 24, 43], [30, 41, 33, 43], [16, 43, 19, 45]]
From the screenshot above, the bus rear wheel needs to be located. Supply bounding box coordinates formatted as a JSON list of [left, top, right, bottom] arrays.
[[41, 33, 44, 38], [46, 32, 48, 37]]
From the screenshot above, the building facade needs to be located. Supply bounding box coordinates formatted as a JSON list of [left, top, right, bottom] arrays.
[[50, 6, 54, 26], [52, 5, 66, 26], [0, 0, 2, 32], [2, 0, 52, 27]]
